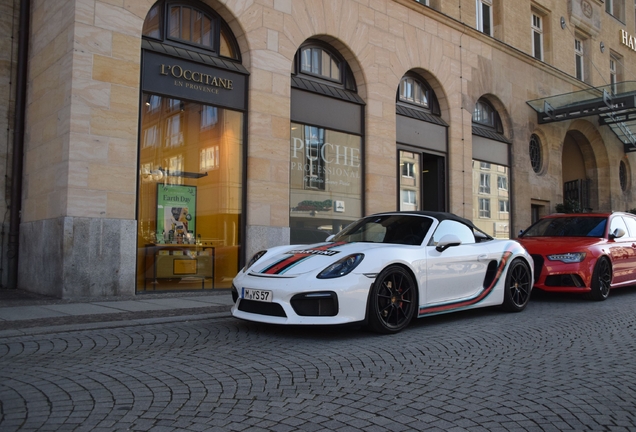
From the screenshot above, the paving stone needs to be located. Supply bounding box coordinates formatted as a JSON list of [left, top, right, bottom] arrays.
[[2, 290, 636, 431]]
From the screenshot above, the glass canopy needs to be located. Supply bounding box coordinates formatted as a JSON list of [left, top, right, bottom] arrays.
[[527, 81, 636, 151]]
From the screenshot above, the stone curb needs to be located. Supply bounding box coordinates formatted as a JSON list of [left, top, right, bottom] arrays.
[[0, 310, 232, 338]]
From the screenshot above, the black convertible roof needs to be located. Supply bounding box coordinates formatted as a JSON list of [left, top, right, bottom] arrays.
[[371, 211, 489, 236]]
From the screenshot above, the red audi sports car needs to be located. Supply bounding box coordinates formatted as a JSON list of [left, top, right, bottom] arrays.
[[518, 212, 636, 301]]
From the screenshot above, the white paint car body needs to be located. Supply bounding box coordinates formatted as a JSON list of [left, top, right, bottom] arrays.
[[231, 212, 533, 334]]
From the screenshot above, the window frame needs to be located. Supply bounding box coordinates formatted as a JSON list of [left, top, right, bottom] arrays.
[[498, 199, 510, 213], [166, 4, 214, 49], [609, 51, 622, 95], [402, 161, 416, 178], [610, 57, 617, 94], [142, 0, 240, 61], [472, 98, 504, 134], [293, 40, 357, 92], [299, 46, 341, 83], [478, 197, 491, 218], [606, 0, 626, 22], [398, 148, 421, 211], [497, 175, 508, 191], [479, 173, 491, 194], [531, 12, 544, 61], [398, 76, 429, 109], [402, 189, 417, 206], [476, 0, 493, 36], [575, 37, 585, 81], [396, 73, 441, 116]]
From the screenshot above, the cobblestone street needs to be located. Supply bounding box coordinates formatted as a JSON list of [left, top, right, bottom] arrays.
[[1, 289, 636, 431]]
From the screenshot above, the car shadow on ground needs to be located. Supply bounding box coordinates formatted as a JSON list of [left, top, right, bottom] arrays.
[[528, 284, 636, 303], [233, 304, 514, 340], [232, 285, 636, 339]]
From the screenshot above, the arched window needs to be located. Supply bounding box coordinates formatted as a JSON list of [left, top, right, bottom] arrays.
[[293, 41, 357, 91], [142, 1, 240, 60], [473, 98, 503, 132], [300, 46, 340, 81], [399, 76, 428, 107], [396, 74, 441, 115]]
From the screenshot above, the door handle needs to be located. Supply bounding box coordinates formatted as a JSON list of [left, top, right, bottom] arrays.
[[478, 254, 489, 261]]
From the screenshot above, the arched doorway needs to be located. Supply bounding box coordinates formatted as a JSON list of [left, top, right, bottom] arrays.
[[396, 72, 448, 212], [562, 130, 598, 212]]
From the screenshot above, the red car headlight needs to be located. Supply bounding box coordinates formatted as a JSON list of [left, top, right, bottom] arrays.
[[547, 252, 587, 263]]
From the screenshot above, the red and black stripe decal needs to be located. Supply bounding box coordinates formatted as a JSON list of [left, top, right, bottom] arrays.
[[259, 242, 346, 275], [418, 250, 514, 316]]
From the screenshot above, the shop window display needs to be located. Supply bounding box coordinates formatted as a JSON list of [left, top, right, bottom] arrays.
[[290, 123, 362, 244], [137, 94, 243, 290]]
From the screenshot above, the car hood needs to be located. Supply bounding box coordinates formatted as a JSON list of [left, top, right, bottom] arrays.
[[247, 241, 388, 277], [518, 237, 602, 254]]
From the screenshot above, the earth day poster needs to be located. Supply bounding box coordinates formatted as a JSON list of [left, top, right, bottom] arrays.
[[156, 184, 196, 242]]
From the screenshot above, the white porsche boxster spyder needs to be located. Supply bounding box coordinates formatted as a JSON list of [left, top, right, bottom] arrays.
[[231, 211, 533, 334]]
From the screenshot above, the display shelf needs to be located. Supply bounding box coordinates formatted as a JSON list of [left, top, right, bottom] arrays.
[[144, 244, 214, 290]]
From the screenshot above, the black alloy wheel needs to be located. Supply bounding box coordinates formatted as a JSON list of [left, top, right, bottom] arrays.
[[501, 258, 532, 312], [587, 257, 612, 301], [368, 266, 417, 334]]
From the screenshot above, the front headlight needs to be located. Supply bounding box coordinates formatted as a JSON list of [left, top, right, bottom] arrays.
[[547, 252, 587, 263], [243, 250, 267, 272], [317, 254, 364, 279]]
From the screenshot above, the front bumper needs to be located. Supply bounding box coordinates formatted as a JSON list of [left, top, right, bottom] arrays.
[[530, 254, 594, 293], [230, 272, 373, 325]]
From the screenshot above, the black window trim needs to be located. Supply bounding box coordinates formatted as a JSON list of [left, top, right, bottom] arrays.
[[396, 72, 441, 116], [529, 133, 543, 174], [293, 39, 357, 92], [142, 0, 241, 62]]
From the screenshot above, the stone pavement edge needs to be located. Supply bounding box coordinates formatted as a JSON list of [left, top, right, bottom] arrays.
[[0, 288, 234, 337]]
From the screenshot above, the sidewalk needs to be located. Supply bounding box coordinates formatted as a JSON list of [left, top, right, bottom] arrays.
[[0, 288, 234, 337]]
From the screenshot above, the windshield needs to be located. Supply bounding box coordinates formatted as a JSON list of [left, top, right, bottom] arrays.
[[332, 215, 434, 245], [521, 217, 607, 237]]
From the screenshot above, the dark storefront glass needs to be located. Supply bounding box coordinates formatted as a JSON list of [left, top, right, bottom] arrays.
[[290, 123, 362, 243]]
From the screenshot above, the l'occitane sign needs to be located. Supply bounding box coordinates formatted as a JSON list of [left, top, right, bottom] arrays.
[[160, 64, 233, 92], [620, 29, 636, 51]]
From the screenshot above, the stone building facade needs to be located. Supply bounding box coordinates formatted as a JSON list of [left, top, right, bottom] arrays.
[[1, 0, 635, 298]]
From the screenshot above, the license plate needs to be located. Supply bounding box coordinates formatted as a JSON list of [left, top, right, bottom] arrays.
[[242, 288, 273, 302]]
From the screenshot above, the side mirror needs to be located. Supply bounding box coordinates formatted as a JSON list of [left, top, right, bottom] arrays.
[[435, 234, 462, 252], [609, 228, 626, 240], [326, 234, 335, 242]]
